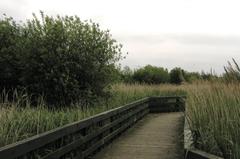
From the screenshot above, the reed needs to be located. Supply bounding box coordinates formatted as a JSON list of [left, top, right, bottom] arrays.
[[186, 82, 240, 159]]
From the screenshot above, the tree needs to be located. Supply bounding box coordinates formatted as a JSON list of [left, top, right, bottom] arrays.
[[0, 12, 123, 106], [170, 67, 185, 84], [133, 65, 169, 84]]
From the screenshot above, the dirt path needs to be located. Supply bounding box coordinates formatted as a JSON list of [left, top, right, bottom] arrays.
[[93, 112, 184, 159]]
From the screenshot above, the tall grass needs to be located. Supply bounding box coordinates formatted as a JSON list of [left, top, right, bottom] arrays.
[[186, 82, 240, 159], [0, 97, 107, 147], [0, 84, 185, 148]]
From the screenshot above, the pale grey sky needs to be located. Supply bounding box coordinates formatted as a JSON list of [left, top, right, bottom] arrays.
[[1, 0, 240, 73]]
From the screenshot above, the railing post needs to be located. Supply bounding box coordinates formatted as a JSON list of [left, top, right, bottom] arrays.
[[176, 96, 186, 112]]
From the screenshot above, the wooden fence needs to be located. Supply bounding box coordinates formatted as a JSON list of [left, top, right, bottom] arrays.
[[0, 96, 185, 159]]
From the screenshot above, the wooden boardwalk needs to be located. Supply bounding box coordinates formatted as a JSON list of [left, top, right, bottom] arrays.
[[93, 112, 184, 159]]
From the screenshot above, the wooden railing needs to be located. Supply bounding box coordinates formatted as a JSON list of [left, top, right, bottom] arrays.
[[149, 96, 185, 113], [0, 96, 185, 159]]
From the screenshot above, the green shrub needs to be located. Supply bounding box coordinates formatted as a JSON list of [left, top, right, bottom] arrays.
[[133, 65, 169, 84], [169, 67, 185, 84], [0, 12, 122, 106]]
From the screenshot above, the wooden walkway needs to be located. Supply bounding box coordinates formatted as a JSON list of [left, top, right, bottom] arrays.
[[93, 112, 184, 159]]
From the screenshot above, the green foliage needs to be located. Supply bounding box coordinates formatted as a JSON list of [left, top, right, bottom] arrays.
[[169, 67, 185, 84], [132, 65, 170, 84], [119, 65, 219, 84], [119, 66, 134, 83], [0, 12, 123, 106], [0, 16, 22, 91], [183, 71, 202, 83]]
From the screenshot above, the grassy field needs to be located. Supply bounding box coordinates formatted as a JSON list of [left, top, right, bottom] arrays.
[[0, 82, 240, 159]]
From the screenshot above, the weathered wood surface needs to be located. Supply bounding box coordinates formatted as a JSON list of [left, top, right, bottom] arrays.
[[93, 112, 184, 159]]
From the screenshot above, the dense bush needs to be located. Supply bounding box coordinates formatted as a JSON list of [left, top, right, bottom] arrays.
[[0, 12, 122, 106], [132, 65, 169, 84], [0, 16, 22, 90], [169, 67, 185, 84]]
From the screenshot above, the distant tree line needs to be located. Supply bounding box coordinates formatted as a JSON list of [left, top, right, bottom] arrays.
[[120, 59, 240, 84], [119, 65, 220, 84]]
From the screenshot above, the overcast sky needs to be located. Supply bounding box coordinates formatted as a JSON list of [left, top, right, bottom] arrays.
[[1, 0, 240, 74]]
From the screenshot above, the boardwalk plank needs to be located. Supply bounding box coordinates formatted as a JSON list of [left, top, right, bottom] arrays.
[[93, 112, 184, 159]]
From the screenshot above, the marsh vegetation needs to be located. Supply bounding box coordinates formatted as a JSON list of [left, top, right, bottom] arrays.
[[1, 13, 240, 159]]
